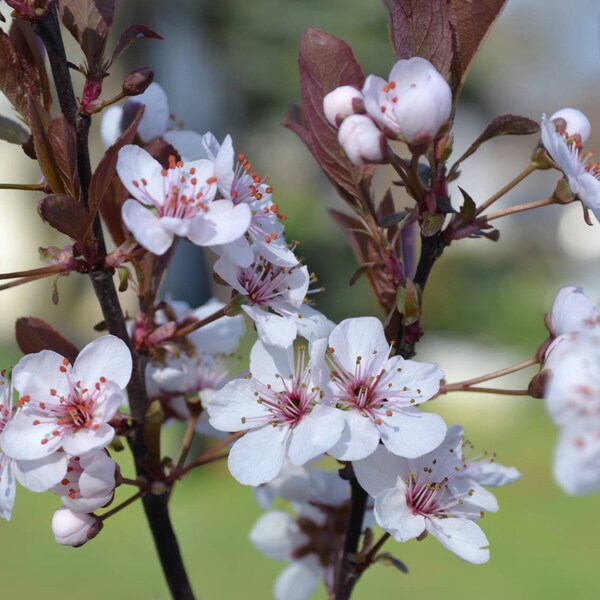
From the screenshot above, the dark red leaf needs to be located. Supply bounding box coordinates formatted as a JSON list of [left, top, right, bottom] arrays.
[[38, 193, 90, 243], [284, 29, 375, 205], [47, 113, 79, 198], [87, 105, 144, 238], [385, 0, 453, 79], [0, 31, 28, 116], [449, 0, 508, 93], [110, 24, 163, 66], [16, 317, 79, 363]]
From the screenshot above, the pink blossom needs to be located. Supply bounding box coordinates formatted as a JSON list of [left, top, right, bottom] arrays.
[[51, 508, 102, 547], [337, 115, 388, 166]]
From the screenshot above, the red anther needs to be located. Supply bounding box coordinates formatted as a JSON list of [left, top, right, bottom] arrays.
[[264, 235, 271, 243], [190, 167, 196, 175], [50, 389, 57, 396], [161, 169, 168, 177], [243, 162, 251, 171], [190, 177, 197, 185], [374, 418, 382, 425], [386, 409, 393, 417], [328, 347, 335, 353], [253, 175, 261, 183], [99, 377, 106, 383], [67, 467, 73, 473], [168, 155, 177, 168], [180, 176, 187, 184], [32, 419, 40, 426], [391, 97, 398, 103], [249, 185, 257, 194], [141, 178, 148, 186], [270, 203, 279, 212], [238, 153, 245, 162], [40, 439, 48, 445], [206, 176, 218, 184], [132, 180, 139, 188], [255, 193, 263, 200], [59, 365, 67, 373], [61, 478, 69, 486], [265, 186, 273, 194], [39, 402, 45, 409], [176, 161, 183, 168], [93, 424, 100, 431], [95, 383, 101, 391], [380, 106, 387, 113]]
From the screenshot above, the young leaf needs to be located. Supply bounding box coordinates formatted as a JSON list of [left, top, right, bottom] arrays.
[[284, 29, 375, 205], [379, 211, 408, 229], [375, 552, 409, 574], [38, 193, 90, 243], [458, 186, 476, 221], [0, 31, 29, 116], [385, 0, 453, 79], [109, 24, 163, 66], [48, 113, 80, 198], [15, 316, 79, 363], [0, 114, 29, 144]]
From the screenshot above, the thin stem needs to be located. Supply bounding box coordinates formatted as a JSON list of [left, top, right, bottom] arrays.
[[175, 432, 243, 479], [485, 196, 554, 222], [100, 491, 144, 521], [475, 163, 537, 216], [0, 183, 46, 191], [121, 477, 145, 488], [0, 264, 67, 280], [172, 306, 228, 339], [442, 386, 532, 396], [441, 356, 538, 392], [363, 532, 391, 565], [0, 272, 57, 292], [176, 414, 200, 471]]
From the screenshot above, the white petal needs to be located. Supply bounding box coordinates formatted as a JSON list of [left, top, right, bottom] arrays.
[[287, 405, 345, 465], [136, 82, 170, 142], [243, 305, 298, 348], [12, 350, 70, 400], [249, 340, 295, 388], [249, 510, 306, 560], [74, 336, 132, 390], [354, 444, 404, 497], [463, 461, 521, 487], [207, 378, 264, 432], [551, 286, 600, 336], [0, 461, 15, 520], [122, 199, 174, 255], [61, 423, 115, 456], [1, 411, 63, 460], [13, 453, 68, 492], [163, 129, 205, 161], [187, 201, 251, 246], [213, 134, 235, 197], [100, 105, 124, 148], [291, 305, 335, 343], [228, 426, 289, 485], [78, 451, 117, 498], [117, 145, 165, 204], [274, 556, 324, 600], [450, 478, 499, 512], [189, 298, 245, 354], [374, 486, 425, 542], [426, 517, 490, 564], [388, 357, 444, 403], [327, 410, 380, 461], [213, 255, 246, 295], [379, 408, 447, 458]]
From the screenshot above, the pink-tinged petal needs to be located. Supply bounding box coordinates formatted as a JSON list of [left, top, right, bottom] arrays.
[[12, 350, 70, 400], [52, 508, 102, 547], [213, 255, 247, 295], [189, 298, 245, 354], [201, 132, 221, 159], [117, 145, 165, 204], [577, 171, 600, 221], [0, 461, 15, 520], [291, 305, 335, 344], [464, 461, 521, 487], [74, 336, 132, 391], [228, 426, 290, 485], [62, 492, 113, 514], [135, 82, 169, 142], [257, 237, 298, 268], [387, 357, 444, 403], [553, 421, 600, 495], [274, 556, 324, 600], [242, 305, 297, 348], [328, 317, 389, 374], [375, 487, 425, 542], [13, 453, 68, 492], [213, 134, 235, 197], [287, 405, 345, 465], [551, 286, 600, 336], [426, 517, 490, 564], [327, 410, 380, 461], [249, 510, 306, 560], [187, 201, 251, 246], [100, 105, 123, 148], [159, 216, 191, 237], [283, 266, 310, 307], [362, 75, 395, 130], [354, 444, 405, 497], [212, 237, 255, 268], [78, 451, 117, 498], [450, 479, 499, 512], [207, 378, 264, 432], [249, 340, 295, 389], [379, 408, 447, 458], [61, 423, 115, 456], [1, 411, 63, 460], [122, 199, 174, 255], [163, 129, 205, 161], [94, 388, 125, 423]]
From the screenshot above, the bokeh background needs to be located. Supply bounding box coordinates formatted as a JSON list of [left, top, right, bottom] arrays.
[[1, 0, 600, 598]]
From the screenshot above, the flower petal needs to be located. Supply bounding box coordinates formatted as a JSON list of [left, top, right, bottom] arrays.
[[207, 378, 264, 432], [374, 486, 425, 542], [274, 555, 324, 600], [13, 453, 68, 492], [249, 510, 306, 560], [1, 411, 63, 460], [122, 199, 174, 255], [186, 201, 251, 246], [354, 444, 405, 497], [117, 145, 165, 204], [74, 336, 132, 390], [61, 423, 115, 456], [242, 305, 297, 348], [327, 410, 380, 461], [426, 517, 490, 564]]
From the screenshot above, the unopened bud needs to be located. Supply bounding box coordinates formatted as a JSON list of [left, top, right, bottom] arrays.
[[323, 85, 364, 127], [550, 108, 591, 144], [52, 508, 103, 547], [123, 67, 154, 97], [338, 115, 388, 166]]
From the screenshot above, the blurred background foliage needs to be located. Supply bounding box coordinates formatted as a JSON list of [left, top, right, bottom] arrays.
[[1, 0, 600, 598]]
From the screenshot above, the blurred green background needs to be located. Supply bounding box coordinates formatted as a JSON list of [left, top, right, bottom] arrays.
[[2, 0, 600, 598]]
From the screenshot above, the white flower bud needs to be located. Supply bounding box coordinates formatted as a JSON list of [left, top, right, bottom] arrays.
[[323, 85, 364, 127], [363, 56, 452, 144], [52, 508, 103, 547], [338, 115, 387, 166], [550, 108, 591, 144]]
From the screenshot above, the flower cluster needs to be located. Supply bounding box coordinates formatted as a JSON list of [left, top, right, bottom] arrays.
[[0, 336, 130, 545]]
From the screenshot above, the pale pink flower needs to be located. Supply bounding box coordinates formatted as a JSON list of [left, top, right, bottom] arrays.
[[541, 113, 600, 221], [337, 115, 388, 166], [549, 108, 591, 144], [321, 317, 446, 461], [323, 85, 364, 127], [118, 145, 251, 255], [362, 57, 452, 144], [1, 336, 132, 460], [51, 450, 119, 513], [354, 426, 519, 564], [206, 340, 344, 485], [51, 507, 102, 547], [213, 250, 333, 347]]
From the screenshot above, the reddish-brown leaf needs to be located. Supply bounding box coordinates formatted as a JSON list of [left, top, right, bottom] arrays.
[[87, 105, 144, 238], [109, 24, 163, 66], [284, 29, 375, 205], [38, 193, 90, 243], [48, 113, 80, 199], [385, 0, 453, 79], [329, 208, 397, 312], [16, 317, 79, 363], [0, 31, 28, 116], [449, 0, 508, 92]]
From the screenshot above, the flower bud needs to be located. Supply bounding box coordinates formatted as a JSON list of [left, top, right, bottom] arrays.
[[363, 57, 452, 145], [323, 85, 364, 127], [123, 67, 155, 97], [550, 108, 591, 144], [337, 115, 388, 166], [51, 508, 103, 547]]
